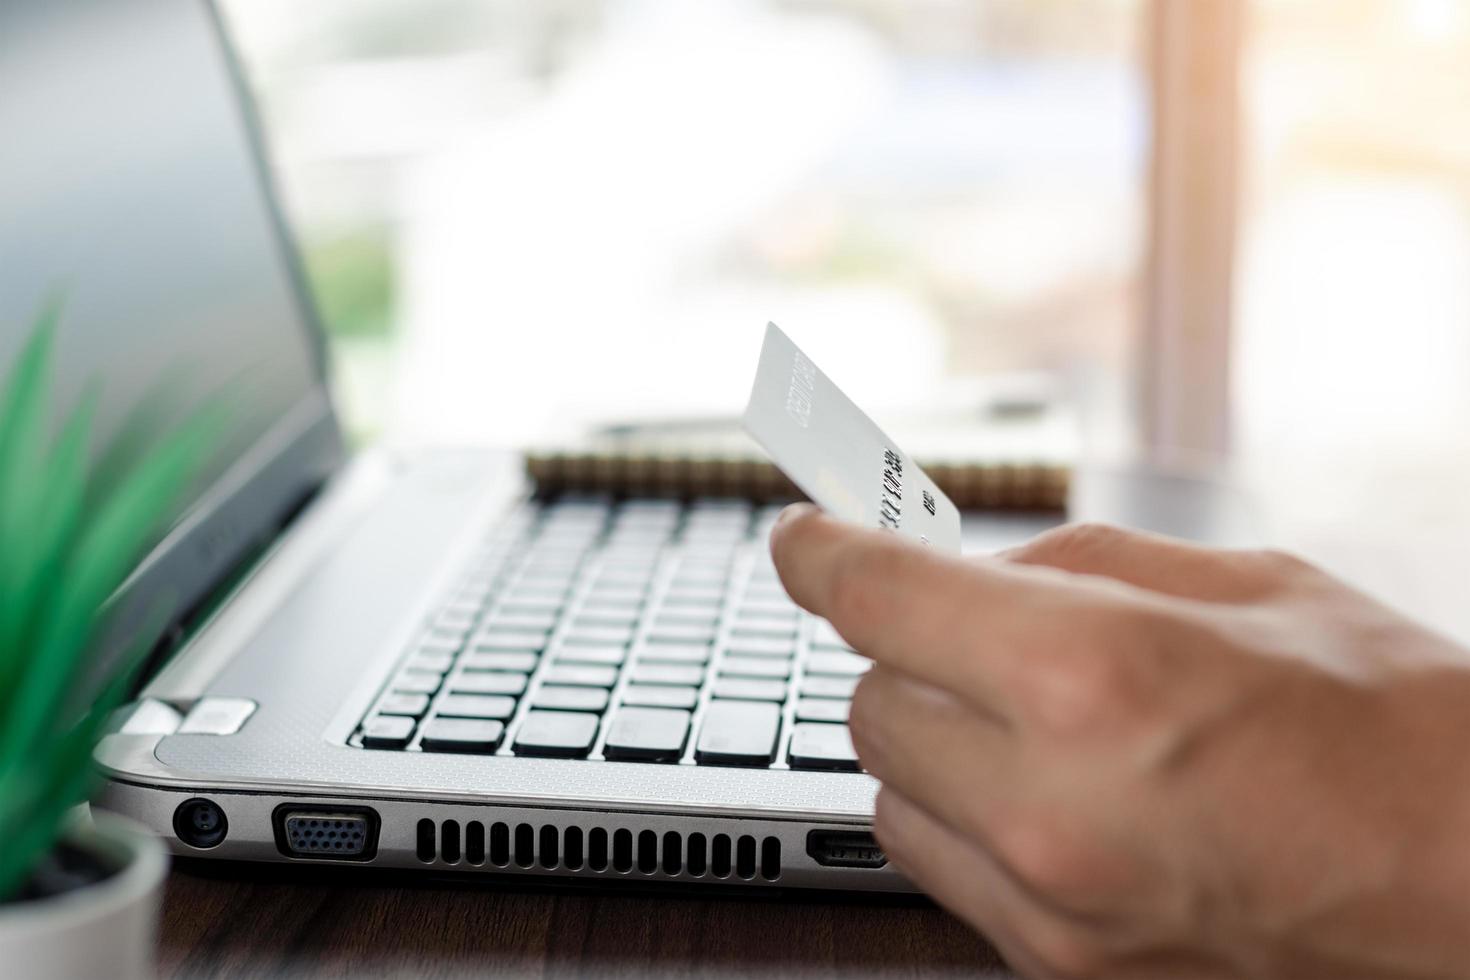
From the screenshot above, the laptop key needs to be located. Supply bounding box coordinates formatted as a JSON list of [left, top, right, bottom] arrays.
[[437, 693, 518, 720], [593, 565, 655, 586], [500, 594, 564, 614], [661, 588, 725, 607], [646, 625, 717, 645], [718, 655, 791, 680], [473, 630, 550, 652], [563, 625, 636, 647], [434, 609, 479, 632], [672, 559, 729, 580], [377, 692, 430, 718], [618, 500, 681, 517], [734, 603, 799, 622], [504, 585, 570, 606], [744, 584, 795, 604], [542, 664, 618, 688], [650, 611, 719, 629], [572, 611, 640, 629], [621, 684, 699, 710], [630, 663, 705, 687], [725, 637, 796, 659], [406, 652, 454, 674], [695, 700, 781, 766], [417, 634, 462, 656], [426, 626, 471, 649], [534, 685, 610, 712], [452, 671, 528, 696], [514, 710, 600, 758], [636, 642, 710, 665], [361, 715, 414, 749], [805, 650, 873, 677], [657, 602, 723, 622], [581, 594, 643, 613], [795, 698, 851, 723], [584, 585, 645, 605], [730, 623, 797, 640], [519, 565, 578, 585], [710, 678, 787, 702], [552, 644, 626, 666], [462, 651, 539, 673], [604, 707, 691, 762], [420, 717, 505, 754], [788, 722, 861, 771], [394, 670, 443, 695], [800, 675, 860, 699], [483, 610, 558, 632]]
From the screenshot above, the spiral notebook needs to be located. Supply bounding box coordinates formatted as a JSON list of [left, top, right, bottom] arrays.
[[524, 415, 1070, 512]]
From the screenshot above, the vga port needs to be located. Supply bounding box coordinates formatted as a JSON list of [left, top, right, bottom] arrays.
[[280, 811, 374, 859]]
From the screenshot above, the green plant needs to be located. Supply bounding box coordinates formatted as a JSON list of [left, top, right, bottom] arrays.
[[0, 304, 224, 900]]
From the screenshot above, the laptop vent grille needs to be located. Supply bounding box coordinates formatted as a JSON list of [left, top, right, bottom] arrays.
[[416, 818, 780, 882]]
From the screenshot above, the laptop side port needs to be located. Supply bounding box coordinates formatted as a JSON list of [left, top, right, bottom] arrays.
[[173, 798, 228, 849], [273, 805, 380, 861], [806, 829, 888, 869]]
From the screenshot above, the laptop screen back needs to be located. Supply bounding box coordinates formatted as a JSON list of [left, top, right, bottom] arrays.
[[0, 0, 344, 657]]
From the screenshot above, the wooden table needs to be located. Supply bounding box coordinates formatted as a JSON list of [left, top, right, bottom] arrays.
[[159, 860, 1011, 978]]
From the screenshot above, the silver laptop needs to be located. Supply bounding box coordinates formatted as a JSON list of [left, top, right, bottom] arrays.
[[3, 0, 1029, 893]]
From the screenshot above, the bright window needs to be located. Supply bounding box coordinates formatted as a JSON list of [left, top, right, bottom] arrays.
[[222, 0, 1144, 450]]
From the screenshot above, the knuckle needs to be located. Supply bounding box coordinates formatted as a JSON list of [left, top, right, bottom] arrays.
[[990, 814, 1110, 920], [1014, 599, 1174, 736], [1016, 522, 1128, 567], [992, 814, 1077, 896], [1235, 547, 1330, 601], [1019, 643, 1135, 736], [1251, 547, 1313, 581]]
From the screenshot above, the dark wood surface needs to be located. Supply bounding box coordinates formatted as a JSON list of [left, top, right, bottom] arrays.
[[158, 862, 1011, 978]]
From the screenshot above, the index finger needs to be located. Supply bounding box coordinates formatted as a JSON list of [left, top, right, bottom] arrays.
[[768, 504, 1167, 719]]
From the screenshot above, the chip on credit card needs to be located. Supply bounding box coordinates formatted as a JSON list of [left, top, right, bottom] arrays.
[[742, 322, 962, 554]]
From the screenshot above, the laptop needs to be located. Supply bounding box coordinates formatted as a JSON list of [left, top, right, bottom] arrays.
[[5, 0, 1055, 893]]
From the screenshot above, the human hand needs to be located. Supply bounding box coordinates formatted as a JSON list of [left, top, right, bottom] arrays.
[[770, 506, 1470, 980]]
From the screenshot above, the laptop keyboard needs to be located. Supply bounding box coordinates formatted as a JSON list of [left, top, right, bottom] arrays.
[[352, 497, 870, 771]]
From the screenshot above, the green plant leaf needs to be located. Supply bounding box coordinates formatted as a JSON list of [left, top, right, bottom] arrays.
[[0, 387, 96, 708], [0, 302, 230, 900], [0, 303, 60, 657], [0, 607, 156, 900], [0, 399, 225, 784]]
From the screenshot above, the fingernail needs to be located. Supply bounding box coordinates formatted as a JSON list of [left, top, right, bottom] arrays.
[[776, 502, 814, 525]]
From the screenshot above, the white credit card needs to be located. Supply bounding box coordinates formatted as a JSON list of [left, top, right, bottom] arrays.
[[742, 322, 962, 553]]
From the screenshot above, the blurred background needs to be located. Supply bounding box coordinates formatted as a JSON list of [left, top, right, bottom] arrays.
[[219, 0, 1142, 450], [218, 0, 1470, 629]]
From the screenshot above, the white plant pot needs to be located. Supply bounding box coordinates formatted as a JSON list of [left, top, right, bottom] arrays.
[[0, 809, 168, 980]]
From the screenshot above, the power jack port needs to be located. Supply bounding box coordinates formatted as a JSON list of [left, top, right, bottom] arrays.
[[173, 798, 228, 849]]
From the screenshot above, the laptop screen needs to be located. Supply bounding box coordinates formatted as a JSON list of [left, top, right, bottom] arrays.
[[0, 0, 344, 656]]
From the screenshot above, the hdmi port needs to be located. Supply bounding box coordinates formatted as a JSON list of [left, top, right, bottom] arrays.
[[807, 829, 888, 869]]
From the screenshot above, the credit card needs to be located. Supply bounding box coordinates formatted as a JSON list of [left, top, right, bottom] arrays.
[[741, 322, 961, 553]]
